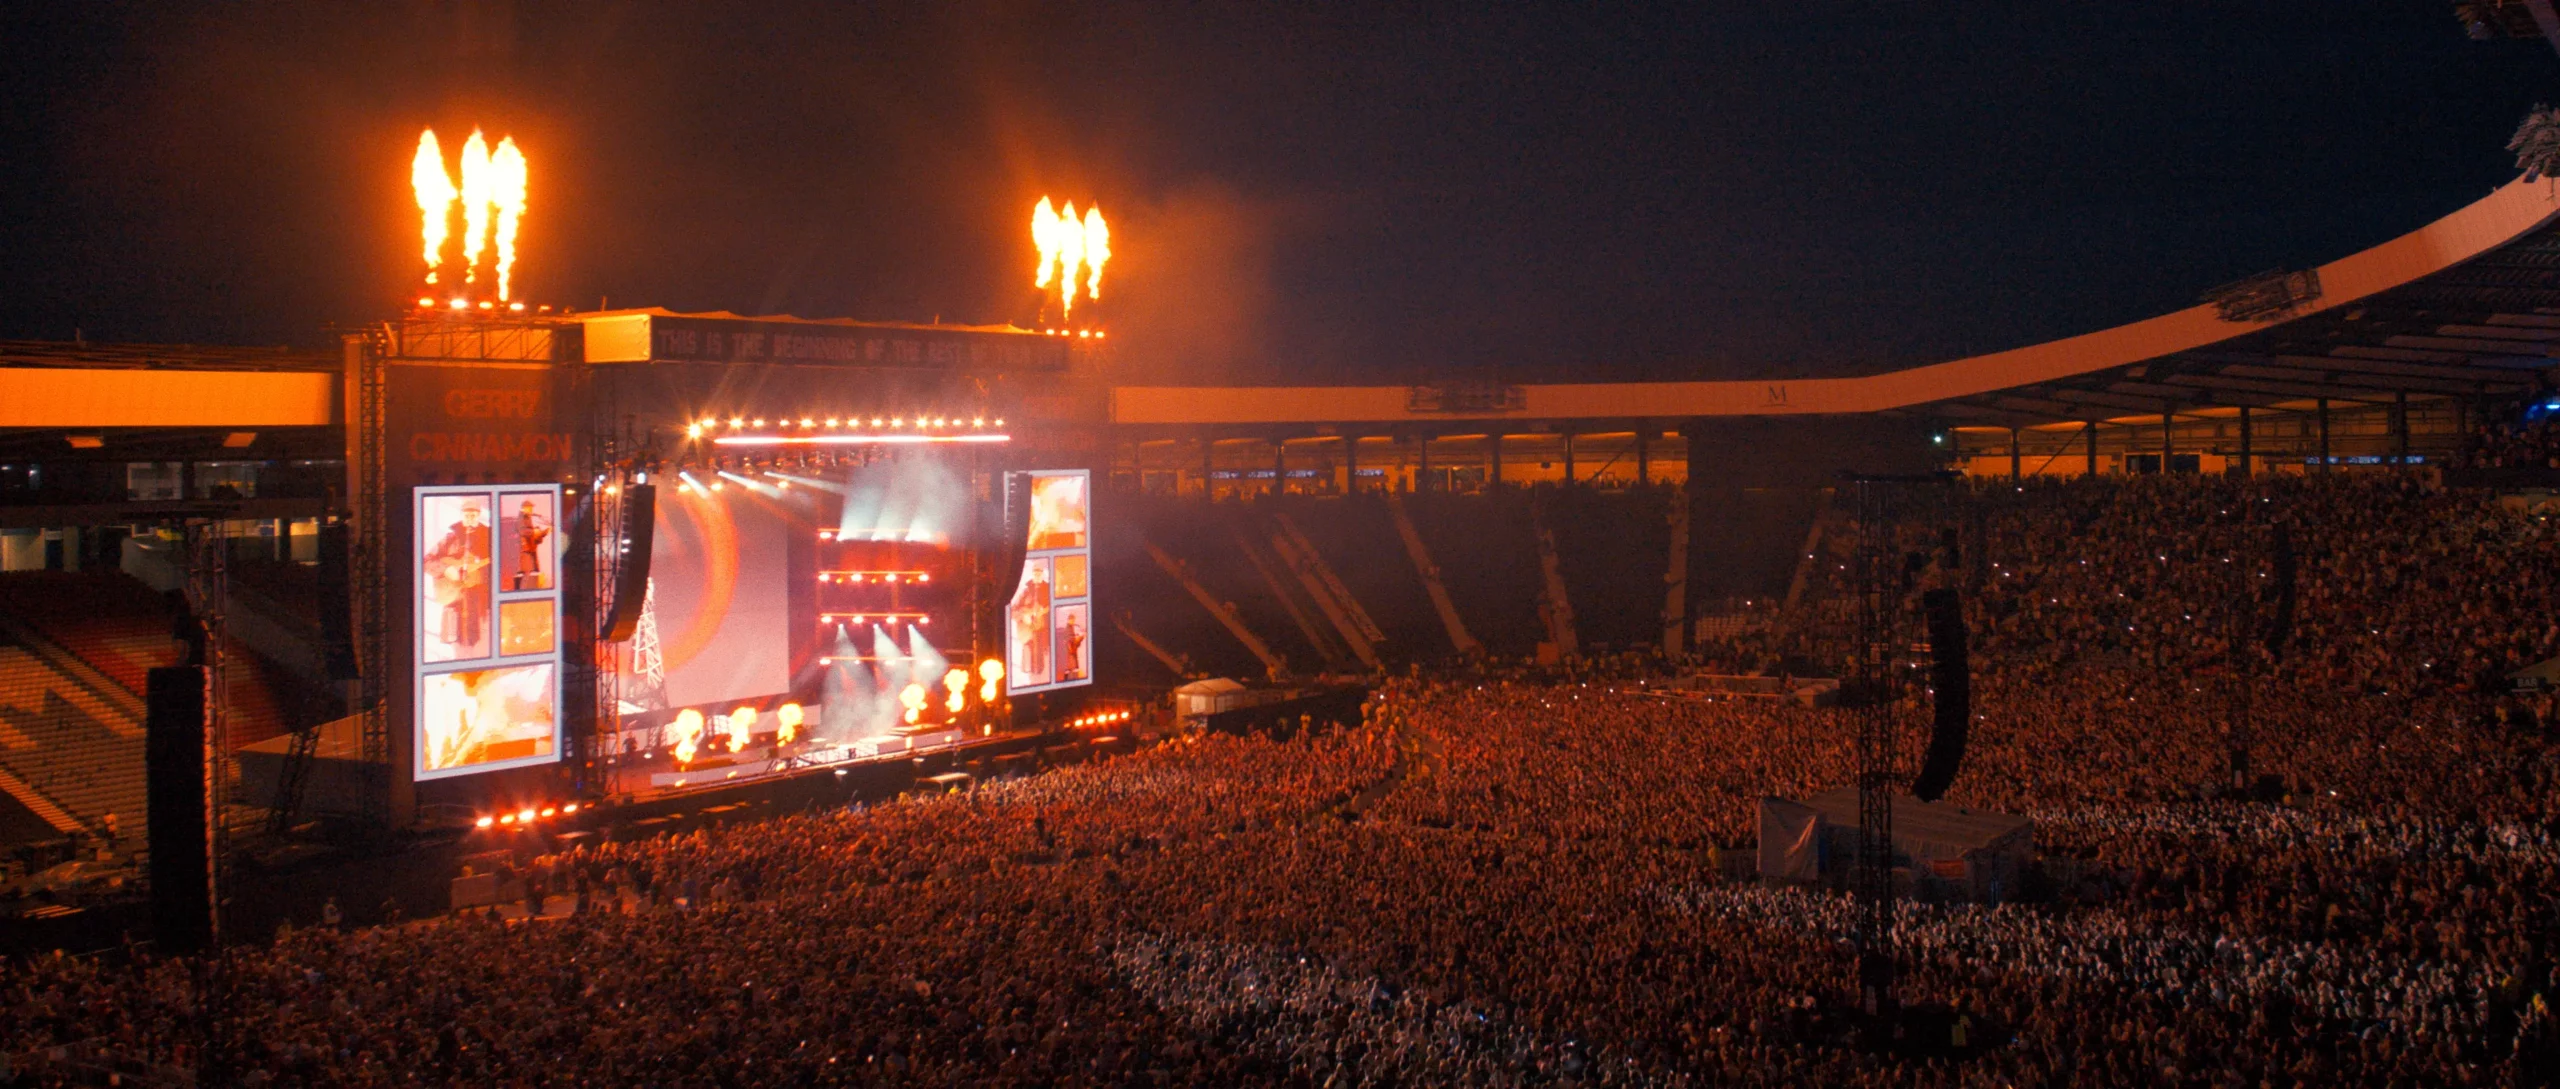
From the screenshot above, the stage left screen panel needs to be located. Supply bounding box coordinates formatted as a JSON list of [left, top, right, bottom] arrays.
[[415, 484, 562, 780]]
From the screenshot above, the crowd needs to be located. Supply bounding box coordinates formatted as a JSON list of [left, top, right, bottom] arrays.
[[1, 464, 2557, 1086]]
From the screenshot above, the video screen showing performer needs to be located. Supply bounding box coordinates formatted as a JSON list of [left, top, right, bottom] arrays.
[[1008, 469, 1093, 696], [501, 490, 555, 592], [1054, 602, 1090, 684], [1009, 556, 1055, 689], [419, 662, 558, 776], [420, 492, 494, 663]]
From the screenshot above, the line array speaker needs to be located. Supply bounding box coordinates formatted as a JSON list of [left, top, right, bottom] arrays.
[[317, 521, 359, 681], [1910, 587, 1971, 803], [145, 665, 213, 954], [602, 483, 657, 642]]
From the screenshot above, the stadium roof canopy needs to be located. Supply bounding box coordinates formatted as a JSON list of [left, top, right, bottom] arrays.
[[1111, 177, 2560, 428]]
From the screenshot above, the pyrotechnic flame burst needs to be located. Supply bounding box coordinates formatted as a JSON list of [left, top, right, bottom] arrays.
[[671, 708, 705, 765], [900, 682, 929, 726], [410, 131, 456, 284], [412, 127, 528, 301], [1033, 197, 1110, 319]]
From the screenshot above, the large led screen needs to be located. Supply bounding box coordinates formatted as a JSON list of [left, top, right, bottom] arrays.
[[618, 484, 792, 715], [1008, 470, 1092, 695], [415, 484, 562, 780]]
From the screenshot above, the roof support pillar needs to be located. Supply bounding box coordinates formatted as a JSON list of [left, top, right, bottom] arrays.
[[1562, 430, 1577, 486], [1344, 435, 1359, 494], [1201, 435, 1216, 500], [1417, 434, 1432, 492], [2009, 427, 2022, 483], [2162, 401, 2176, 471], [2393, 391, 2410, 466], [1489, 432, 1504, 489], [2237, 406, 2253, 478], [1273, 437, 1287, 497], [1635, 424, 1650, 485], [2085, 421, 2099, 478], [2317, 399, 2331, 472]]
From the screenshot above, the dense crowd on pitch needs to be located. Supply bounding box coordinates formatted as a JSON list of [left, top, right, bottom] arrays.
[[2, 467, 2558, 1086]]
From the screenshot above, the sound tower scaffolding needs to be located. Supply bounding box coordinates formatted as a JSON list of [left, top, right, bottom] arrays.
[[1841, 472, 1949, 1020], [1848, 475, 1898, 1017], [182, 520, 230, 936], [568, 372, 629, 800], [353, 324, 393, 828]]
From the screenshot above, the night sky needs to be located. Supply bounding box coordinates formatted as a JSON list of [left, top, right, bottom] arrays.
[[1, 3, 2553, 385]]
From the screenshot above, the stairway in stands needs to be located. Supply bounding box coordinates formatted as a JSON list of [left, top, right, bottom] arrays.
[[0, 643, 142, 833]]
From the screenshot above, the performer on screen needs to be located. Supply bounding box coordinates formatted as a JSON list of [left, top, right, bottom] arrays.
[[1012, 564, 1052, 679], [512, 499, 550, 590], [1058, 612, 1087, 681], [427, 501, 493, 656]]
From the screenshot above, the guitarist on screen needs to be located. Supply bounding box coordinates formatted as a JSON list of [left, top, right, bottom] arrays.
[[512, 498, 550, 590], [427, 500, 493, 656]]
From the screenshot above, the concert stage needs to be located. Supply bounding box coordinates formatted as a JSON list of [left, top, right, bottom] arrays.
[[345, 309, 1117, 830]]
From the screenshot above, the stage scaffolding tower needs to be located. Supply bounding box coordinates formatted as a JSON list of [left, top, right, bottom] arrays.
[[572, 371, 631, 800], [1847, 476, 1899, 1015], [353, 325, 392, 829], [1842, 472, 1952, 1017]]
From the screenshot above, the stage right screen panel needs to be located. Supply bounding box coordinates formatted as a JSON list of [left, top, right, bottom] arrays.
[[1007, 469, 1092, 695]]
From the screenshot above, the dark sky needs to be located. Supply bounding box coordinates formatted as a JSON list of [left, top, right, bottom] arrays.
[[1, 3, 2553, 384]]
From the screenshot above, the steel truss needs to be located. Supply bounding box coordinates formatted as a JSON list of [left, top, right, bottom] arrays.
[[182, 519, 230, 940], [354, 326, 392, 828], [1842, 473, 1955, 1017]]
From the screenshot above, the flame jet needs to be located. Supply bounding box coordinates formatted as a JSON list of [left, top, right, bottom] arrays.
[[409, 126, 528, 300], [458, 130, 494, 283], [489, 136, 527, 301], [411, 131, 456, 284], [1032, 197, 1109, 319]]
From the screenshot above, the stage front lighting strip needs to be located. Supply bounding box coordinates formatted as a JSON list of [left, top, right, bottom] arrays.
[[712, 434, 1012, 447]]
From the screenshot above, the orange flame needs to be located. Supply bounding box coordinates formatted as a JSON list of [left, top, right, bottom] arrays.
[[1081, 204, 1110, 299], [978, 657, 1005, 702], [671, 708, 705, 765], [899, 682, 928, 726], [489, 137, 527, 302], [776, 702, 803, 744], [942, 668, 969, 714], [726, 706, 757, 752], [458, 130, 493, 285], [1032, 197, 1109, 319], [411, 131, 456, 284], [409, 127, 527, 301]]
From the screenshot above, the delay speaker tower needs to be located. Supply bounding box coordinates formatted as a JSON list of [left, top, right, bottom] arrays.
[[1910, 587, 1970, 802], [145, 665, 213, 953]]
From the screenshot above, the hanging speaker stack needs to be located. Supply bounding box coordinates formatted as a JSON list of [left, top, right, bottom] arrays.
[[1910, 587, 1971, 803], [145, 665, 213, 953], [602, 483, 657, 643]]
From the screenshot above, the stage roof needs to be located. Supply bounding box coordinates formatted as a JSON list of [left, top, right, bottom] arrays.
[[1114, 175, 2560, 428]]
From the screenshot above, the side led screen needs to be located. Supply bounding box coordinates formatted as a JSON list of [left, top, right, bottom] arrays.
[[415, 484, 562, 780], [1008, 469, 1093, 695]]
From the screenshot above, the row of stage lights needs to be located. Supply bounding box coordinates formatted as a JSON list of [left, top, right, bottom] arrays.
[[1068, 710, 1135, 729], [819, 612, 931, 624], [1040, 329, 1105, 339], [475, 800, 580, 830], [414, 297, 556, 315], [818, 569, 931, 584], [685, 415, 1005, 440]]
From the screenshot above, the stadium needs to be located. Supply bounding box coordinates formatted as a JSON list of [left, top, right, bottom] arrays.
[[4, 8, 2560, 1087]]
